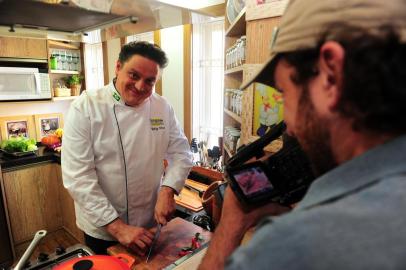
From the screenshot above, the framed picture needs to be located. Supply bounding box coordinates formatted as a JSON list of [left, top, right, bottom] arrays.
[[253, 83, 284, 137], [0, 115, 36, 141], [34, 113, 64, 141]]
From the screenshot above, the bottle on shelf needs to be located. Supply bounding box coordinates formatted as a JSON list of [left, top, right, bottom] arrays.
[[50, 52, 57, 70]]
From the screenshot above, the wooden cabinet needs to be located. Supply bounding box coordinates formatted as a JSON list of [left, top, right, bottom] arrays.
[[2, 164, 62, 244], [0, 37, 47, 60], [0, 163, 83, 255], [55, 164, 84, 243]]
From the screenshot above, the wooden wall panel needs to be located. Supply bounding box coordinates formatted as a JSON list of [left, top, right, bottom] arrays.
[[183, 24, 192, 141], [246, 17, 281, 64]]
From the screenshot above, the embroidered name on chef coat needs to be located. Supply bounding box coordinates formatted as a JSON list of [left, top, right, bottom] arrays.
[[150, 118, 165, 131]]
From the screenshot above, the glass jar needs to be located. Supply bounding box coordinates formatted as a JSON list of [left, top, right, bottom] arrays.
[[240, 35, 246, 64]]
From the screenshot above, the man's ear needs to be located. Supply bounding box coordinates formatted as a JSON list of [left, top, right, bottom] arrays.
[[318, 41, 345, 111], [115, 60, 122, 76]]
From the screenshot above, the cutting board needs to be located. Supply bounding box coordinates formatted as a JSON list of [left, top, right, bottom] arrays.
[[107, 218, 212, 270]]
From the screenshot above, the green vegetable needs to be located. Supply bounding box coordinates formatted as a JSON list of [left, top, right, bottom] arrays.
[[1, 136, 38, 152]]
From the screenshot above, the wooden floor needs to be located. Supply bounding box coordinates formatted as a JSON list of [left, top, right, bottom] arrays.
[[14, 228, 80, 263]]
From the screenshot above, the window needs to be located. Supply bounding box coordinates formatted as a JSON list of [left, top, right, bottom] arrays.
[[192, 18, 225, 148], [83, 30, 104, 90], [126, 32, 154, 44]]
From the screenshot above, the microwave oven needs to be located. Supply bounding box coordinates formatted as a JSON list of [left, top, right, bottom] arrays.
[[0, 67, 52, 101]]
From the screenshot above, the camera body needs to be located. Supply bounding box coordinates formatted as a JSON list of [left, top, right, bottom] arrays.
[[226, 122, 315, 207]]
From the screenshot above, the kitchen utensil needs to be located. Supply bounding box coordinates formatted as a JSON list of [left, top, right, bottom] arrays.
[[146, 223, 162, 263], [13, 230, 47, 270], [53, 254, 134, 270]]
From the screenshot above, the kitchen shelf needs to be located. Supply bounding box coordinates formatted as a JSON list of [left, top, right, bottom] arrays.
[[226, 7, 246, 37], [224, 144, 234, 157], [50, 70, 79, 75], [52, 96, 78, 101], [48, 40, 80, 50], [225, 65, 244, 75], [224, 109, 242, 124]]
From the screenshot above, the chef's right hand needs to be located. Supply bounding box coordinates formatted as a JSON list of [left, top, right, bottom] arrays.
[[106, 218, 155, 256]]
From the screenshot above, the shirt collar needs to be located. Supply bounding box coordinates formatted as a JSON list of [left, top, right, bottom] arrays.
[[296, 134, 406, 210], [109, 79, 125, 106]]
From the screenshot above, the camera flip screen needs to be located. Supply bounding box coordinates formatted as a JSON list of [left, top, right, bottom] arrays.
[[227, 161, 278, 206], [233, 166, 273, 198]]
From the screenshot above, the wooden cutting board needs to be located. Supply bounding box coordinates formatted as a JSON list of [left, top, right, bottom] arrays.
[[107, 218, 212, 270]]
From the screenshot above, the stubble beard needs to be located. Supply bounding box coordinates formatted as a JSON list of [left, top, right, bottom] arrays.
[[295, 86, 338, 177]]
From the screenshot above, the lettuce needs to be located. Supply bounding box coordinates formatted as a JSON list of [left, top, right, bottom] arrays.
[[1, 136, 38, 152]]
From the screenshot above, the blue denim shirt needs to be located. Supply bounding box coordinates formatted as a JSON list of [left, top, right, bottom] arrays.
[[226, 135, 406, 270]]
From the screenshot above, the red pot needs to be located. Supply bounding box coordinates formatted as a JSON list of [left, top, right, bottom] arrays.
[[53, 254, 134, 270]]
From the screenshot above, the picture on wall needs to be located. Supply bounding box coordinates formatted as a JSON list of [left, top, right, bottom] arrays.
[[0, 115, 36, 140], [253, 83, 284, 137], [34, 113, 64, 141]]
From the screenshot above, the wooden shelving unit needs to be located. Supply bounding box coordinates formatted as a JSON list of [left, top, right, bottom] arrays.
[[225, 7, 246, 37], [223, 7, 246, 163], [225, 64, 244, 75], [50, 70, 79, 75], [52, 96, 78, 101], [223, 3, 285, 162], [224, 144, 234, 157], [224, 109, 242, 123]]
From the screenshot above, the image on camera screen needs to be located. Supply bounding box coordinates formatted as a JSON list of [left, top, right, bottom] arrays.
[[233, 166, 273, 198]]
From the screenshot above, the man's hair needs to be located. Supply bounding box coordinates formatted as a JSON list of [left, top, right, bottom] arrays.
[[118, 41, 168, 68], [279, 24, 406, 134]]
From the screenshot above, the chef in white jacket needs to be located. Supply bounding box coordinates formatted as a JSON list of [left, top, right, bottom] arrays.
[[62, 41, 193, 255]]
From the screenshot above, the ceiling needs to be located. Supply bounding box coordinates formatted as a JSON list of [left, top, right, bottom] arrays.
[[0, 0, 225, 38]]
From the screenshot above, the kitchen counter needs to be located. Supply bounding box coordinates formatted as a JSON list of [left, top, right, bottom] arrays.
[[0, 146, 60, 170]]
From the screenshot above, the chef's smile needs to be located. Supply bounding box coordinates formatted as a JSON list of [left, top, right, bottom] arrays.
[[115, 54, 160, 107]]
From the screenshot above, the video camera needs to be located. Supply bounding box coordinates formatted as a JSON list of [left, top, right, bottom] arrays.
[[225, 121, 315, 207]]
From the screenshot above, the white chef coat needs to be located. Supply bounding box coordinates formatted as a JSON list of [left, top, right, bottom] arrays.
[[61, 82, 193, 241]]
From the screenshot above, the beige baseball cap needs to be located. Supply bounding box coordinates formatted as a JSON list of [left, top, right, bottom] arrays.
[[240, 0, 406, 90]]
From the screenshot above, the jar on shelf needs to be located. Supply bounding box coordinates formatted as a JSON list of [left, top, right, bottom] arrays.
[[224, 89, 230, 110], [240, 35, 246, 64], [236, 38, 242, 66]]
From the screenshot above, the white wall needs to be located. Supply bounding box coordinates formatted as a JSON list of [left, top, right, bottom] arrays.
[[160, 25, 184, 126], [106, 38, 121, 82], [0, 100, 72, 117]]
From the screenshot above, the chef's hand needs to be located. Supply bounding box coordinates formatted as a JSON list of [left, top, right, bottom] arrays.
[[154, 186, 176, 225], [106, 218, 154, 256]]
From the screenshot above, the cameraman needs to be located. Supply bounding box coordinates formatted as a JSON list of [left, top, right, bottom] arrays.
[[199, 0, 406, 269]]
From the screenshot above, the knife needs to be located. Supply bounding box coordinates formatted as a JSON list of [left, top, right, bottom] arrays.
[[146, 223, 162, 263]]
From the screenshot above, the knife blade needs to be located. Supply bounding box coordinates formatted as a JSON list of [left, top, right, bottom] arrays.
[[146, 223, 162, 263]]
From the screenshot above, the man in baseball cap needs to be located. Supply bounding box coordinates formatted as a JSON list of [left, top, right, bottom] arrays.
[[199, 0, 406, 269]]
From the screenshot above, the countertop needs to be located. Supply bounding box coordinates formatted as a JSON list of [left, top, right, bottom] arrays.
[[0, 146, 60, 170]]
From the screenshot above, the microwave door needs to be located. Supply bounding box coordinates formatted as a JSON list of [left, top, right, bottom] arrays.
[[0, 72, 42, 100]]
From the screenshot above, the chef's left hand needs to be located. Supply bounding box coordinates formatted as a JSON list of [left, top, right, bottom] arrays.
[[154, 186, 176, 225]]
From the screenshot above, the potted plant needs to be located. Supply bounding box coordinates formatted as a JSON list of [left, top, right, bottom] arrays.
[[65, 74, 84, 96]]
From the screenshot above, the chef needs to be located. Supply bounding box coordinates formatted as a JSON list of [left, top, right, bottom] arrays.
[[62, 41, 193, 255]]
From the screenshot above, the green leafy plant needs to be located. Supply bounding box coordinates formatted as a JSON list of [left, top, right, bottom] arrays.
[[65, 74, 83, 87], [1, 136, 38, 152]]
